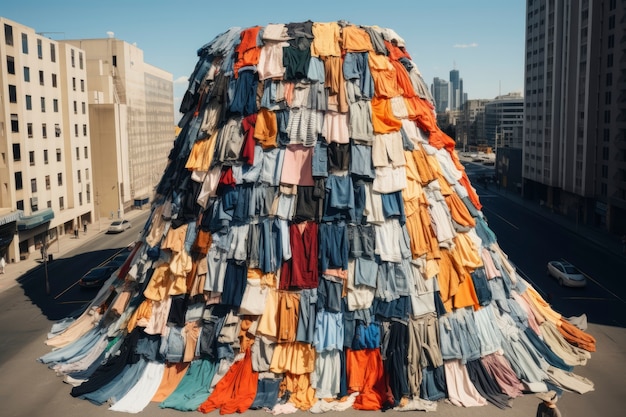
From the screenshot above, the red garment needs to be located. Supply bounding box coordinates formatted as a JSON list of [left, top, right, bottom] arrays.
[[279, 222, 319, 290], [218, 167, 236, 187], [241, 113, 257, 165], [197, 349, 258, 415]]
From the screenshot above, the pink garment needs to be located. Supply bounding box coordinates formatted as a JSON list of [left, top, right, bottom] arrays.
[[480, 352, 524, 398], [322, 111, 350, 144], [280, 144, 314, 186], [443, 359, 488, 407], [481, 248, 501, 279], [511, 290, 542, 334]]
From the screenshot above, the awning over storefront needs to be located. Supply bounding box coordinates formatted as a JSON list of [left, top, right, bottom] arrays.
[[17, 208, 55, 231], [0, 209, 22, 226]]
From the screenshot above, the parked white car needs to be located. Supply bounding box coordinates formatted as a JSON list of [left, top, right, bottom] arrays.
[[547, 261, 587, 287], [107, 219, 132, 233]]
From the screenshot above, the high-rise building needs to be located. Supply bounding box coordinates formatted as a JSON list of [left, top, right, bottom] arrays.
[[431, 77, 449, 113], [0, 18, 93, 263], [456, 99, 490, 151], [449, 68, 460, 110], [62, 37, 174, 220], [523, 0, 626, 233], [485, 93, 524, 150]]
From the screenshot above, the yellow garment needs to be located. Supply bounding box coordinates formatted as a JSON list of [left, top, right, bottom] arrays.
[[127, 299, 153, 332], [270, 342, 316, 375], [143, 262, 188, 300], [341, 25, 374, 52], [256, 287, 279, 339], [284, 372, 316, 410], [162, 223, 188, 253], [185, 131, 218, 171], [310, 22, 341, 57], [254, 108, 278, 149], [453, 233, 483, 270]]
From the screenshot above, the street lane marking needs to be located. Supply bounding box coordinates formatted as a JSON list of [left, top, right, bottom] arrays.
[[483, 207, 519, 230], [561, 258, 626, 304]]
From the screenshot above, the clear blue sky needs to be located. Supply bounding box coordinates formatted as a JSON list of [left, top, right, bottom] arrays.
[[4, 0, 526, 118]]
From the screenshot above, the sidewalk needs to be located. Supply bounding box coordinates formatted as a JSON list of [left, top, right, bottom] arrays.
[[0, 209, 147, 294]]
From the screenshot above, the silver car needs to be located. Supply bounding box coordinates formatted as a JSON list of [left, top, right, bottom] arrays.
[[547, 261, 587, 287], [107, 219, 132, 233]]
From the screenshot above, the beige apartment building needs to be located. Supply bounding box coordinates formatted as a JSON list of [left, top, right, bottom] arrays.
[[1, 18, 175, 263], [0, 17, 94, 263], [62, 36, 174, 221]]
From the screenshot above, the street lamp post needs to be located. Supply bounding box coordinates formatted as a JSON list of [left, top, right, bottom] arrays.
[[43, 232, 49, 295]]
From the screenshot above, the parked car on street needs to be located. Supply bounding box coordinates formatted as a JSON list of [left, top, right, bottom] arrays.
[[107, 219, 132, 233], [547, 261, 587, 287], [78, 265, 117, 289]]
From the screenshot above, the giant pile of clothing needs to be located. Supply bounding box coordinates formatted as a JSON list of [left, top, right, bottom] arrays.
[[38, 21, 595, 415]]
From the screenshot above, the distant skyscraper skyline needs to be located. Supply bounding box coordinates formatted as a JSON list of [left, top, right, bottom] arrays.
[[449, 68, 460, 110], [431, 77, 449, 113]]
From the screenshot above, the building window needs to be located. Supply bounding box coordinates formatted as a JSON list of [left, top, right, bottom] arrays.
[[56, 148, 61, 162], [27, 123, 33, 138], [73, 100, 77, 114], [23, 66, 30, 81], [43, 149, 48, 164], [40, 97, 45, 112], [29, 151, 35, 165], [14, 172, 23, 190], [53, 99, 59, 112], [86, 168, 90, 180], [47, 200, 51, 208], [31, 178, 37, 193], [6, 56, 15, 74], [608, 35, 614, 49], [4, 24, 13, 46], [51, 73, 57, 87], [54, 123, 61, 137], [74, 124, 79, 137], [86, 184, 91, 203], [16, 200, 24, 211], [11, 114, 19, 132], [8, 85, 17, 103], [21, 33, 28, 54], [77, 170, 81, 183], [25, 95, 32, 110], [80, 79, 85, 92], [81, 102, 86, 114], [112, 55, 117, 67], [12, 143, 21, 161], [79, 51, 84, 69], [57, 173, 63, 186], [76, 147, 80, 160], [606, 73, 612, 86], [84, 146, 88, 158], [37, 39, 42, 59], [39, 70, 44, 85], [83, 125, 87, 136], [59, 196, 64, 210], [42, 124, 47, 138], [50, 43, 56, 62], [79, 192, 83, 206], [71, 49, 75, 67], [72, 77, 76, 91]]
